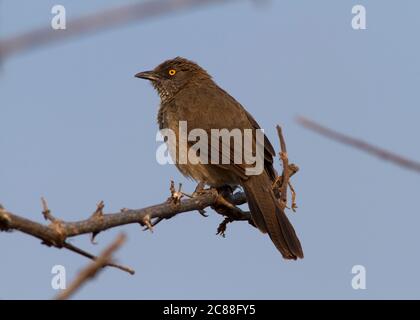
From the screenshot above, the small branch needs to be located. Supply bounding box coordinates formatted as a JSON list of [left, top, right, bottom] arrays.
[[41, 197, 57, 222], [288, 182, 298, 212], [90, 201, 105, 244], [0, 0, 240, 60], [297, 116, 420, 174], [168, 180, 184, 204], [63, 242, 134, 275], [276, 125, 290, 208], [55, 234, 127, 300], [90, 201, 105, 219]]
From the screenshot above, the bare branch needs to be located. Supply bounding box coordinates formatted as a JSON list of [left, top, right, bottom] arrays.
[[55, 234, 127, 300], [297, 116, 420, 173], [0, 0, 241, 60], [0, 190, 247, 245], [0, 125, 298, 270], [63, 242, 134, 275]]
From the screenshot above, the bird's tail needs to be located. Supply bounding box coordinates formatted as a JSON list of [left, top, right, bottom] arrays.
[[242, 173, 304, 260]]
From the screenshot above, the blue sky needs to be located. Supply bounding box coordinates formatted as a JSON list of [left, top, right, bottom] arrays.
[[1, 0, 420, 299]]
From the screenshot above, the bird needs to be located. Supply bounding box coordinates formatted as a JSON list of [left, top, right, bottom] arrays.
[[135, 57, 303, 259]]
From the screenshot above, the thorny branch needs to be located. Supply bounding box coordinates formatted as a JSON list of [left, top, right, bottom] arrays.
[[0, 125, 299, 274]]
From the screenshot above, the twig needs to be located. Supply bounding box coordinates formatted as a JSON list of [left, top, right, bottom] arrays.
[[63, 242, 134, 275], [41, 197, 57, 222], [0, 0, 240, 60], [168, 180, 184, 204], [288, 182, 298, 212], [276, 125, 290, 208], [297, 116, 420, 173], [55, 233, 127, 300]]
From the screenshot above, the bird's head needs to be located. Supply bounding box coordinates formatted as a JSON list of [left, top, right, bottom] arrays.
[[135, 57, 211, 101]]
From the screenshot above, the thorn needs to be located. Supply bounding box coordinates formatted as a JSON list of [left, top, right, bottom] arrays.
[[197, 209, 208, 217], [142, 215, 154, 233], [86, 201, 104, 244], [41, 197, 55, 222], [169, 180, 175, 194], [142, 217, 163, 231], [168, 180, 184, 204], [91, 201, 105, 219], [91, 231, 100, 244]]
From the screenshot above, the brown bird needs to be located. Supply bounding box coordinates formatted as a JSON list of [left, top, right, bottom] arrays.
[[135, 57, 303, 259]]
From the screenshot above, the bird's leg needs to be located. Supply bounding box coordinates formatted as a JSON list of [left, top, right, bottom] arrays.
[[211, 185, 253, 236], [216, 217, 233, 238], [213, 185, 245, 218], [216, 185, 234, 199]]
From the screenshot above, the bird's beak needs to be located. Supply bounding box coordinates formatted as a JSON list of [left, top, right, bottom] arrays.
[[135, 70, 160, 81]]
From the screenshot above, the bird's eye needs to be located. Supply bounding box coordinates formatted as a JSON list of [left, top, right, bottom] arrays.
[[168, 69, 176, 76]]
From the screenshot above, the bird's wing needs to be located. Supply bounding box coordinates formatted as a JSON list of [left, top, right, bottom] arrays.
[[174, 83, 277, 180]]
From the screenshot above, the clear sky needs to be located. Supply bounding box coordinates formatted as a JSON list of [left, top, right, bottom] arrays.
[[1, 0, 420, 299]]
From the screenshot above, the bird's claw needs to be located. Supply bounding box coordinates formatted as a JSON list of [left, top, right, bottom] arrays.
[[216, 217, 233, 238]]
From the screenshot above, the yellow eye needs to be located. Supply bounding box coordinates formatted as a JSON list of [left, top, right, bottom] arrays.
[[168, 69, 176, 76]]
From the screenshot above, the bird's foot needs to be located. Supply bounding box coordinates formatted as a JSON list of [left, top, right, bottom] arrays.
[[216, 185, 235, 200], [216, 217, 233, 238]]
